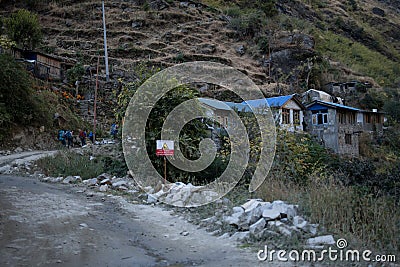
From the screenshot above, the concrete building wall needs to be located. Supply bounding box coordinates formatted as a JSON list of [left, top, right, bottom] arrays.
[[304, 109, 339, 153]]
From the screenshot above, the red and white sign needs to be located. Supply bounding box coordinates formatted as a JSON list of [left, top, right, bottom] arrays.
[[156, 140, 174, 156]]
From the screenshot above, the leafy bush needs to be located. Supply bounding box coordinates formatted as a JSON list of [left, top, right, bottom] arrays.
[[5, 9, 42, 50], [66, 62, 85, 85], [228, 10, 266, 39], [114, 63, 220, 185], [0, 53, 36, 139]]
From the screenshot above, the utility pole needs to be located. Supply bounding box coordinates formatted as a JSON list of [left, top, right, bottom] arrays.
[[102, 0, 110, 82], [93, 56, 99, 155]]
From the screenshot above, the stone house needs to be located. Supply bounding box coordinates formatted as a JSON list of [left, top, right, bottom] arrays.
[[304, 100, 364, 157]]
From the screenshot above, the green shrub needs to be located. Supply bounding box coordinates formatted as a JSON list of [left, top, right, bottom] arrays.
[[5, 9, 42, 50], [66, 62, 85, 85], [36, 151, 128, 179], [0, 53, 40, 140], [36, 151, 105, 179]]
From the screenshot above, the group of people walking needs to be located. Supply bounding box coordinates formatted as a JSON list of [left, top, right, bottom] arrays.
[[58, 129, 94, 148], [57, 124, 118, 148]]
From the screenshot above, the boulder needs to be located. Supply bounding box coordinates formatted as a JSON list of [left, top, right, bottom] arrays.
[[236, 45, 245, 55], [83, 178, 98, 186], [241, 199, 264, 212], [249, 218, 266, 235], [0, 165, 12, 174], [223, 210, 243, 226], [100, 178, 112, 185], [97, 173, 111, 181], [229, 231, 250, 241], [293, 215, 308, 230], [232, 206, 244, 214], [63, 176, 82, 184], [268, 221, 292, 236], [262, 209, 281, 221], [111, 179, 128, 188], [99, 184, 108, 192], [147, 194, 158, 204]]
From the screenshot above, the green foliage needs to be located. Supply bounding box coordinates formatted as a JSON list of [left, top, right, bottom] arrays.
[[224, 6, 242, 18], [0, 17, 3, 35], [0, 53, 35, 135], [0, 35, 17, 49], [114, 63, 218, 184], [256, 36, 269, 54], [270, 130, 329, 185], [254, 0, 277, 17], [145, 85, 210, 184], [100, 156, 128, 178], [36, 151, 128, 179], [359, 90, 385, 110], [114, 62, 160, 123], [36, 150, 105, 179], [228, 9, 266, 39], [383, 89, 400, 123], [5, 9, 42, 50], [66, 62, 85, 84], [347, 0, 358, 11], [315, 29, 400, 86]]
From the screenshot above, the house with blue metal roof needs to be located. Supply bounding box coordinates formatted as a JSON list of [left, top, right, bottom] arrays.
[[242, 94, 306, 132], [304, 100, 364, 156], [198, 95, 306, 132]]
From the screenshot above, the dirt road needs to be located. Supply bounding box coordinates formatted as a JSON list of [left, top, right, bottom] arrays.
[[0, 175, 283, 267]]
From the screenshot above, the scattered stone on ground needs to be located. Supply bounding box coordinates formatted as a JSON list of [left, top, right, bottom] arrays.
[[1, 149, 333, 252]]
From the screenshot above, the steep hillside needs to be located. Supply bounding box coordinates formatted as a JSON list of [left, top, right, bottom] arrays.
[[1, 0, 399, 96]]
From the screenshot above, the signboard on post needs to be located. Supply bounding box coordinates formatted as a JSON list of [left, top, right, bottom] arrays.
[[156, 140, 174, 156]]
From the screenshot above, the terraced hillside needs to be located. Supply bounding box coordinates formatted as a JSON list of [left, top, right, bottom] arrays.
[[35, 1, 273, 89], [2, 0, 400, 93]]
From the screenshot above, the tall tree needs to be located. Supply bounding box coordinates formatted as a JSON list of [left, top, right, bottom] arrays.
[[5, 9, 42, 50]]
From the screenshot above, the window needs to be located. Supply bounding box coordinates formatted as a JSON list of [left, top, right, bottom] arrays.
[[312, 110, 328, 125], [365, 113, 371, 123], [347, 113, 356, 124], [293, 110, 300, 125], [338, 112, 346, 124], [345, 134, 352, 145], [282, 109, 290, 124], [217, 116, 221, 127]]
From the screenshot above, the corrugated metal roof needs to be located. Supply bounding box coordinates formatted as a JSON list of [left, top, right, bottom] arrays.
[[198, 98, 232, 111], [224, 102, 252, 112], [307, 100, 361, 111], [241, 94, 295, 108]]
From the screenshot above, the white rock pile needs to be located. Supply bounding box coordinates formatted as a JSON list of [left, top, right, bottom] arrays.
[[145, 182, 219, 207], [200, 199, 326, 244], [39, 172, 138, 193]]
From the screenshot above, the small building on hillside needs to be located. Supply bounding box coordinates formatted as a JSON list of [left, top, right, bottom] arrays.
[[358, 109, 385, 133], [242, 94, 305, 132], [11, 48, 74, 81], [304, 100, 363, 157], [302, 89, 339, 104], [325, 81, 371, 95], [198, 98, 234, 130]]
